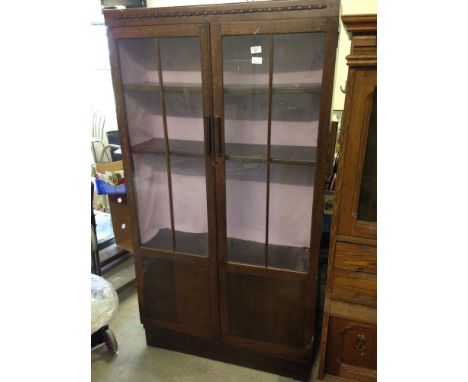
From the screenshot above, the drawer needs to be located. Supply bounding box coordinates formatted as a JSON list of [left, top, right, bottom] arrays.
[[325, 317, 377, 381], [335, 242, 376, 274], [108, 195, 133, 252], [331, 268, 376, 307]]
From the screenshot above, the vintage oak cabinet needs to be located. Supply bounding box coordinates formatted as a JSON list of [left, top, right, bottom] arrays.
[[103, 1, 339, 379], [318, 14, 377, 382]]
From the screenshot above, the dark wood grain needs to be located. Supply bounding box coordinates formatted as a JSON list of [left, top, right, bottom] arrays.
[[141, 255, 212, 338], [104, 0, 340, 27], [105, 1, 340, 379], [209, 17, 339, 364], [226, 272, 309, 351]]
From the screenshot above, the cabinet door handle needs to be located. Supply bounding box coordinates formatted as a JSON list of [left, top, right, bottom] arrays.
[[204, 115, 212, 156], [355, 334, 367, 352], [214, 117, 223, 158]]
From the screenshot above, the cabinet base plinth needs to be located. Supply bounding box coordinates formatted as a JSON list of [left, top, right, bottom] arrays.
[[145, 326, 312, 381]]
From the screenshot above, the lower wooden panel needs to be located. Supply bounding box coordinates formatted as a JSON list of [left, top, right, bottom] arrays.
[[140, 255, 212, 338], [324, 317, 376, 381], [145, 326, 312, 381], [331, 268, 376, 307], [225, 271, 311, 353]]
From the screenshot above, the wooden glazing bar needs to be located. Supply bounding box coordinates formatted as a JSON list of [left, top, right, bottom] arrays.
[[155, 38, 177, 253], [264, 34, 274, 269]]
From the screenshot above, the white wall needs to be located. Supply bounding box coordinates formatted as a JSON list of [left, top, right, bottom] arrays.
[[332, 0, 377, 117]]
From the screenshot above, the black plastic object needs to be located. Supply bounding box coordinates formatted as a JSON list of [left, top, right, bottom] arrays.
[[106, 130, 122, 161]]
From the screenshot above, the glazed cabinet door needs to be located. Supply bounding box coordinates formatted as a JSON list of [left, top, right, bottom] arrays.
[[211, 19, 337, 357], [107, 24, 219, 339], [337, 69, 377, 239]]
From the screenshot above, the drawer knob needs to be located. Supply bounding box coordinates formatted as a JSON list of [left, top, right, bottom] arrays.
[[117, 197, 123, 203], [121, 223, 126, 230], [355, 334, 367, 352]]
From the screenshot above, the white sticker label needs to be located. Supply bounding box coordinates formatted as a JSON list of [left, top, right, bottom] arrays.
[[250, 46, 262, 54], [251, 56, 263, 64]]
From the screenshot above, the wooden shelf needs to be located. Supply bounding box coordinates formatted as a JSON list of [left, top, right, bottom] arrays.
[[225, 84, 321, 95], [143, 228, 308, 273], [227, 236, 309, 273], [132, 138, 205, 158], [124, 83, 202, 93], [226, 143, 316, 165], [143, 228, 208, 256], [123, 82, 321, 95], [132, 138, 316, 165]]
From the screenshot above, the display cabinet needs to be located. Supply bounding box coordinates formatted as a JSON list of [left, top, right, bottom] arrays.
[[104, 1, 339, 379], [317, 14, 377, 382]]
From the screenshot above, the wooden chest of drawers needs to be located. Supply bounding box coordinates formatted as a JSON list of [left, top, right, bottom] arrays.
[[317, 14, 377, 382]]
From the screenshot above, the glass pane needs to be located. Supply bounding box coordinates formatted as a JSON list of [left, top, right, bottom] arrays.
[[118, 38, 163, 150], [123, 90, 164, 148], [118, 38, 173, 251], [169, 156, 209, 256], [271, 33, 325, 162], [266, 33, 325, 272], [223, 35, 270, 159], [223, 34, 270, 265], [132, 153, 173, 251], [272, 33, 325, 87], [357, 88, 377, 222], [159, 37, 208, 256], [268, 164, 315, 272], [118, 38, 158, 85], [225, 161, 267, 266], [160, 37, 205, 154], [270, 93, 320, 162]]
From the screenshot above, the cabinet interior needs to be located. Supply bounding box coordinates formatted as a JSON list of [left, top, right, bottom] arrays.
[[117, 31, 325, 273]]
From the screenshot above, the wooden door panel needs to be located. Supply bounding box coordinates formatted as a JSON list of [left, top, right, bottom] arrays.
[[337, 69, 377, 239], [211, 17, 339, 357], [141, 255, 212, 338], [107, 23, 219, 340], [226, 272, 309, 350]]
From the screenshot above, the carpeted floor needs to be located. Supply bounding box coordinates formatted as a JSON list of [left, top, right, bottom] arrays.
[[92, 285, 319, 382]]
